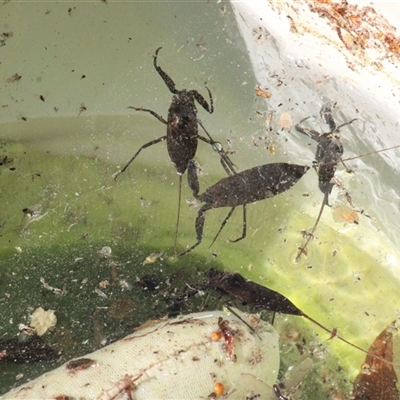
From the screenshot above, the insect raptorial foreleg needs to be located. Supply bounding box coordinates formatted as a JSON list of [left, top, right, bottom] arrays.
[[153, 47, 179, 94], [192, 87, 214, 114], [273, 384, 289, 400], [334, 118, 357, 133], [295, 118, 321, 142]]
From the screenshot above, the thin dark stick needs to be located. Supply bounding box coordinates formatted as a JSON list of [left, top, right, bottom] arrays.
[[174, 174, 183, 257]]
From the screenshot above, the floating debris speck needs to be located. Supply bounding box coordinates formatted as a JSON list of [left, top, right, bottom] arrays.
[[143, 251, 164, 265], [255, 85, 272, 99], [98, 246, 112, 259], [29, 307, 57, 336]]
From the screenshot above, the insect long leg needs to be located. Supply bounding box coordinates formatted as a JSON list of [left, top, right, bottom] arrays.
[[197, 121, 245, 248], [295, 192, 329, 261], [197, 121, 237, 176], [218, 152, 237, 176], [339, 157, 353, 173], [230, 205, 247, 243], [339, 143, 400, 173], [208, 207, 236, 248], [209, 203, 247, 249], [114, 106, 168, 180], [127, 107, 168, 125], [180, 203, 213, 256], [335, 118, 358, 172], [113, 136, 167, 180]]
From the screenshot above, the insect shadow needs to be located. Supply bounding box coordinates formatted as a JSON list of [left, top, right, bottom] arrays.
[[113, 47, 234, 255], [295, 103, 357, 260], [179, 161, 310, 256]]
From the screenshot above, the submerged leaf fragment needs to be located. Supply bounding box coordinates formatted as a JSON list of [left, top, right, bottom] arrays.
[[255, 85, 272, 99], [143, 251, 163, 265], [353, 321, 399, 400], [332, 204, 359, 223], [108, 298, 136, 320], [0, 336, 57, 363], [278, 111, 293, 130]]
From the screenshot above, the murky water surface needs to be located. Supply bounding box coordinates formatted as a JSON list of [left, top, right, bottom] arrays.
[[1, 1, 400, 397], [0, 113, 399, 396]]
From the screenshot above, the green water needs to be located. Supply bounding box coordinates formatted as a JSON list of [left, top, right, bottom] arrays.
[[0, 119, 399, 397], [0, 135, 344, 396], [1, 0, 399, 397], [0, 130, 396, 398]]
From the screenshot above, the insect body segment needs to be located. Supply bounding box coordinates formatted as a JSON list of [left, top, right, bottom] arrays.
[[180, 162, 309, 256], [113, 47, 233, 256], [197, 164, 309, 207], [114, 47, 216, 179], [153, 45, 214, 174]]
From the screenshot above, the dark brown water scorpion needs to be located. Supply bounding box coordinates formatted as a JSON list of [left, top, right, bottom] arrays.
[[113, 47, 234, 255], [180, 161, 309, 256], [295, 104, 357, 260], [295, 104, 400, 260]]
